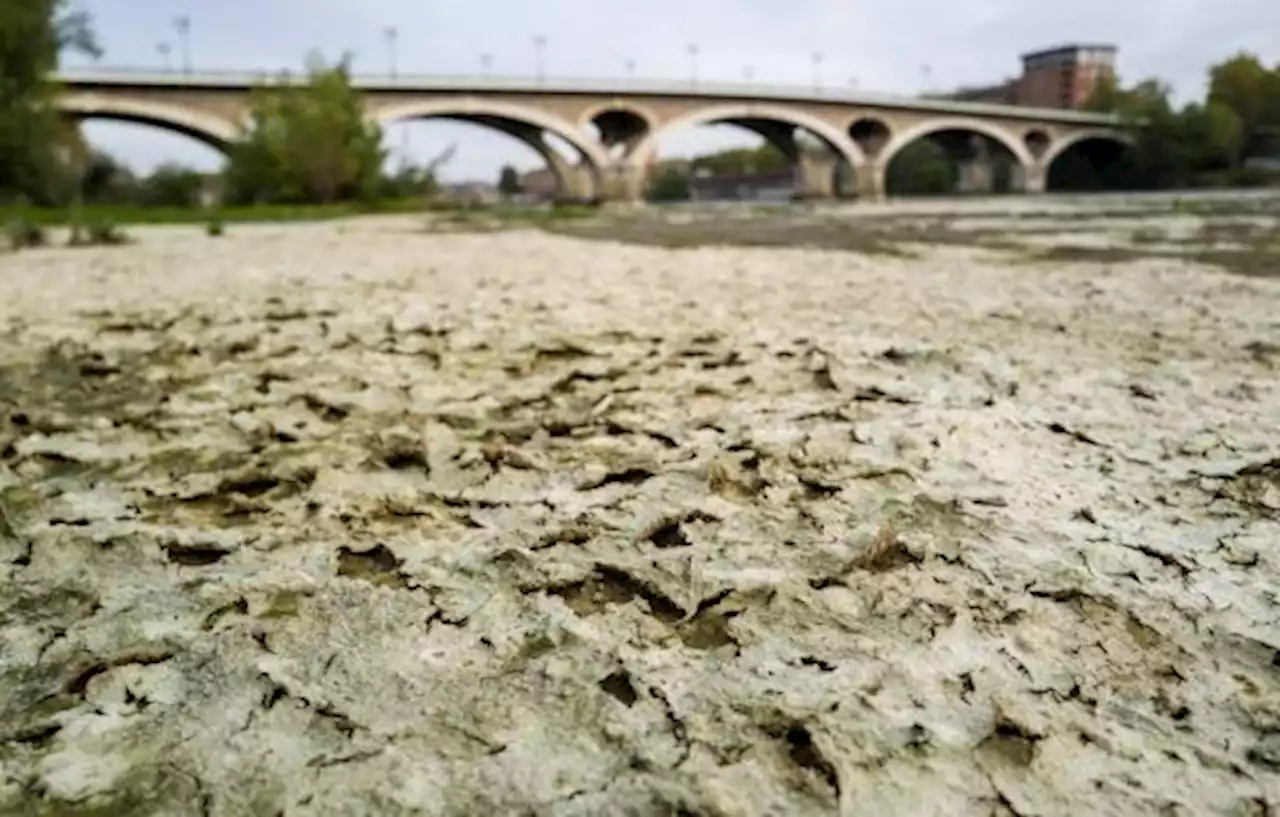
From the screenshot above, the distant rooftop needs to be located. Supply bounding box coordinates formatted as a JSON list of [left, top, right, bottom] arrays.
[[1021, 43, 1118, 62]]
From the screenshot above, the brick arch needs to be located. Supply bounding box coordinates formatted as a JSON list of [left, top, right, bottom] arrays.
[[628, 103, 866, 167], [375, 99, 610, 175], [56, 93, 240, 152], [1041, 128, 1134, 170], [877, 117, 1035, 170]]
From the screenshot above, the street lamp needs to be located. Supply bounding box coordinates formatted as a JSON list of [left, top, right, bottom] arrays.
[[384, 27, 398, 78], [921, 63, 933, 93], [625, 58, 635, 79], [812, 52, 824, 93], [743, 65, 754, 83], [533, 35, 547, 84], [481, 53, 492, 78], [173, 15, 191, 74], [687, 42, 699, 90], [157, 41, 172, 72]]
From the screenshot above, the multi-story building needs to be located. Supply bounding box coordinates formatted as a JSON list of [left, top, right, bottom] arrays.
[[936, 43, 1117, 110], [1017, 44, 1117, 109]]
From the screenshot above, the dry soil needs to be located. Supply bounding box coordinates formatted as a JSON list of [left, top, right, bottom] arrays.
[[2, 201, 1279, 816]]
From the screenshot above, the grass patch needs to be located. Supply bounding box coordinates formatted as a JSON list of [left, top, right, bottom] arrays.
[[68, 219, 130, 248], [1129, 227, 1167, 244], [424, 201, 602, 233], [550, 214, 916, 257], [1191, 246, 1280, 278], [1021, 245, 1151, 265], [0, 198, 429, 227], [1015, 236, 1279, 278], [4, 218, 47, 250]]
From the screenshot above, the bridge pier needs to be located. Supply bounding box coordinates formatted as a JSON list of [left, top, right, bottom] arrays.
[[1014, 164, 1047, 194], [855, 165, 886, 201], [596, 162, 650, 203], [954, 136, 996, 194], [793, 149, 842, 200], [538, 152, 596, 202]]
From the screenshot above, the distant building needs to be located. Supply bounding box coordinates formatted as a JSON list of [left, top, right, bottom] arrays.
[[440, 182, 500, 205], [1017, 44, 1117, 109], [936, 43, 1117, 110], [687, 168, 794, 202], [517, 167, 557, 199]]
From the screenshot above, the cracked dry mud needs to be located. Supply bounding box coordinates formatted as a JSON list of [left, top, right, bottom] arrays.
[[1, 213, 1279, 816]]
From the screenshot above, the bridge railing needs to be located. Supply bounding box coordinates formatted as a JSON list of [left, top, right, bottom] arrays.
[[53, 65, 1123, 125]]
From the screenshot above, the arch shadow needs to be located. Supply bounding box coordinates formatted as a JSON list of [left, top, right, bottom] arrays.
[[1044, 130, 1136, 192], [875, 117, 1038, 196], [56, 94, 239, 153], [377, 99, 608, 199], [629, 104, 865, 168], [1041, 129, 1133, 171], [877, 117, 1034, 171]]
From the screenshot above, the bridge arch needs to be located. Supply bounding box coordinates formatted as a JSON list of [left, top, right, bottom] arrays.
[[1042, 128, 1135, 191], [56, 93, 240, 153], [376, 99, 609, 199], [629, 103, 865, 167], [877, 117, 1034, 171], [1041, 128, 1134, 171]]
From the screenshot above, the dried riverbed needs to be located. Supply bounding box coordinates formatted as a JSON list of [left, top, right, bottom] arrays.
[[2, 200, 1279, 816]]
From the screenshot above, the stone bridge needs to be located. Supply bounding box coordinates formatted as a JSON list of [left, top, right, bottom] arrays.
[[54, 69, 1128, 202]]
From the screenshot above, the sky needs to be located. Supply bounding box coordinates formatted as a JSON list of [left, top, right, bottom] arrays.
[[68, 0, 1280, 184]]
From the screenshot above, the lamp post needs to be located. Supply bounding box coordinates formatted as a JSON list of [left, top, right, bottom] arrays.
[[687, 42, 699, 90], [625, 58, 635, 79], [812, 51, 824, 93], [384, 27, 399, 78], [173, 15, 191, 74], [157, 41, 172, 71], [743, 65, 754, 83], [481, 53, 492, 78], [533, 35, 547, 84]]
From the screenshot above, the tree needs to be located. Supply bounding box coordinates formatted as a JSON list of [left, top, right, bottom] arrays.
[[138, 163, 206, 207], [647, 167, 690, 202], [1084, 73, 1124, 113], [0, 0, 101, 203], [80, 150, 138, 204], [497, 165, 522, 197], [223, 52, 385, 205], [1195, 101, 1245, 169], [885, 140, 956, 195], [379, 142, 452, 200], [691, 144, 789, 176], [1208, 53, 1276, 166]]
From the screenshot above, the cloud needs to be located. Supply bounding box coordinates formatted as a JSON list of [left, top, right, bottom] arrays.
[[69, 0, 1280, 180]]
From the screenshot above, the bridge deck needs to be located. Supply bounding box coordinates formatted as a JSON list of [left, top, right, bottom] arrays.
[[54, 67, 1120, 126]]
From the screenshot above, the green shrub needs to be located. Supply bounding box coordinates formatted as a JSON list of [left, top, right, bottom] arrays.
[[67, 219, 129, 248], [92, 220, 129, 245], [5, 218, 47, 250], [206, 215, 225, 237]]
